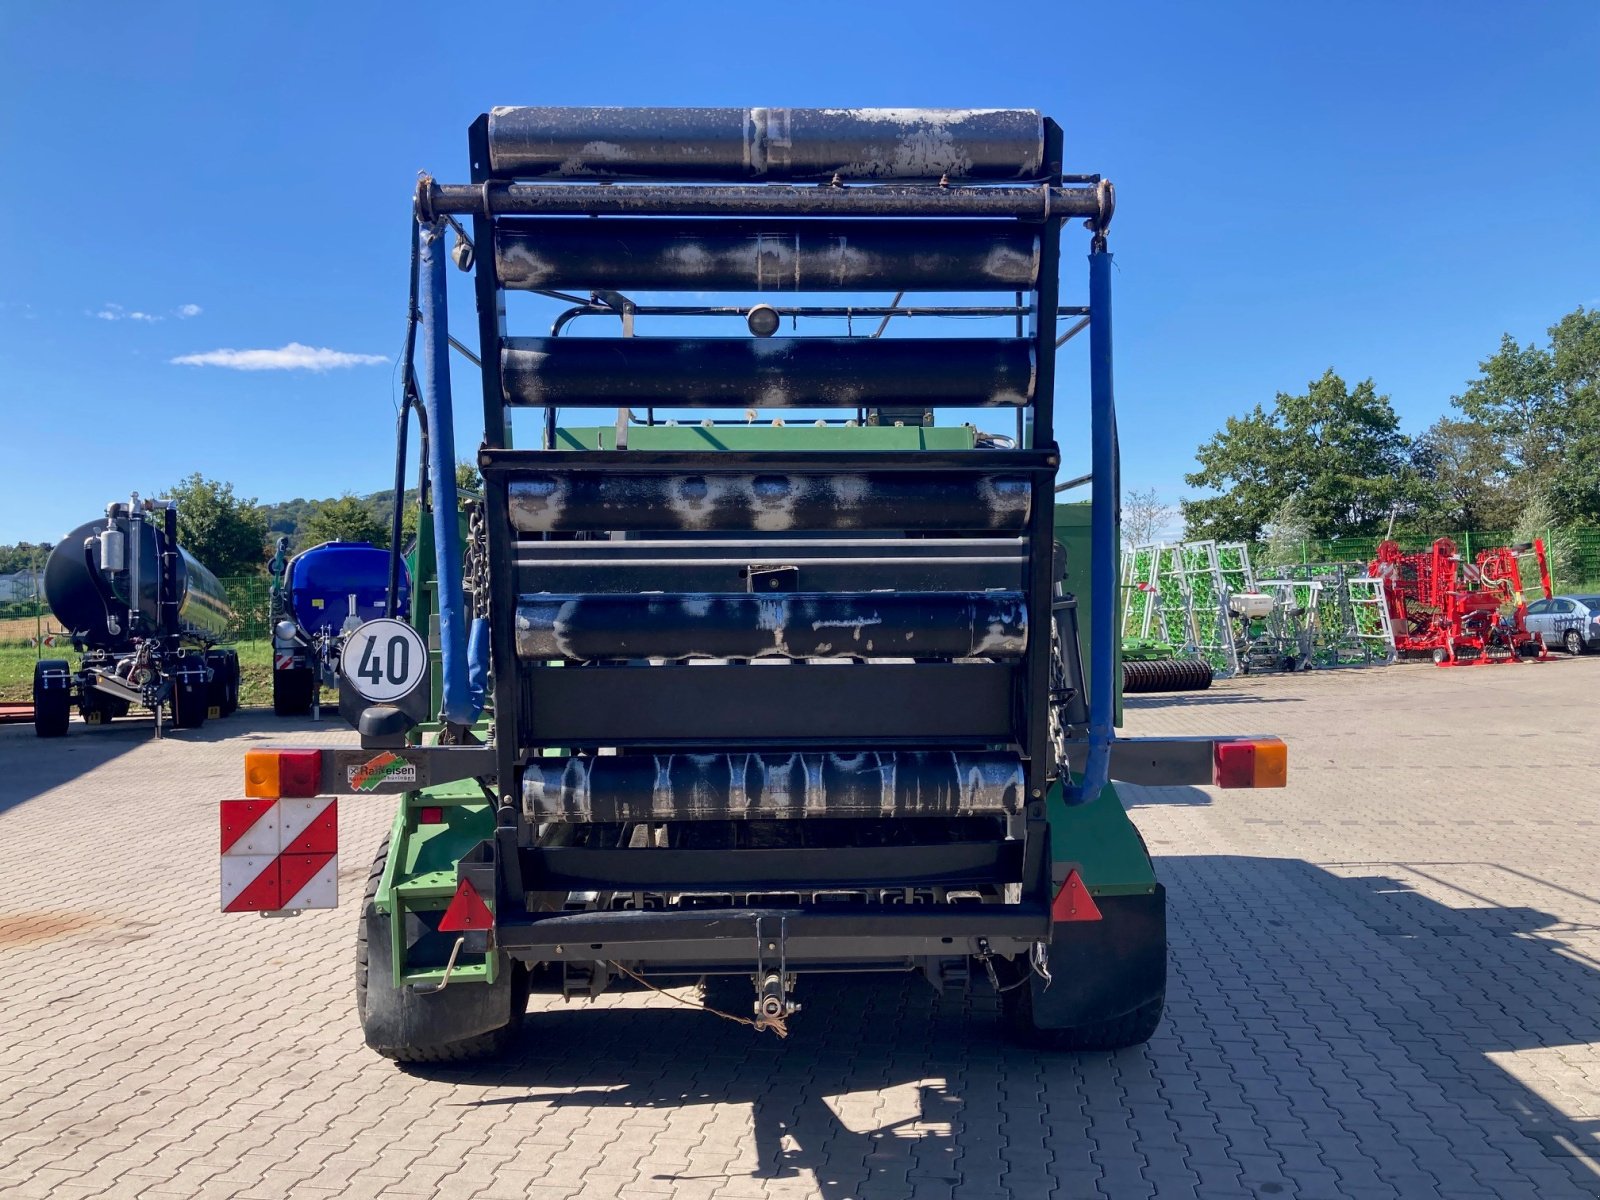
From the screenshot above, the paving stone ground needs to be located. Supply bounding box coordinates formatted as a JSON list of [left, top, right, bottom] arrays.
[[2, 657, 1598, 1199]]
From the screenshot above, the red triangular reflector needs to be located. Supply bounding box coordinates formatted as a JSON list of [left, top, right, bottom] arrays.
[[1051, 869, 1103, 923], [437, 877, 494, 932]]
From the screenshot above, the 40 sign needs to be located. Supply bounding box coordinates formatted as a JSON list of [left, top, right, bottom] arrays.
[[341, 618, 427, 703]]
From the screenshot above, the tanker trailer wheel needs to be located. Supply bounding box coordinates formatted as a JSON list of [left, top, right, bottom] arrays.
[[1001, 887, 1167, 1051], [206, 651, 240, 717], [356, 837, 528, 1064], [32, 660, 71, 738], [272, 667, 316, 717], [170, 674, 208, 729]]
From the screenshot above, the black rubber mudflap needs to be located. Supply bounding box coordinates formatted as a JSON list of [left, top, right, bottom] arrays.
[[1026, 886, 1166, 1030], [1123, 658, 1213, 693], [360, 904, 520, 1055]]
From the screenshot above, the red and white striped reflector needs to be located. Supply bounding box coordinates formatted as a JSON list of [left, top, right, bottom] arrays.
[[220, 797, 338, 912]]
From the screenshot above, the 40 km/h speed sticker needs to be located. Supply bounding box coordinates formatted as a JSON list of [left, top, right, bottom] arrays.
[[341, 619, 427, 703]]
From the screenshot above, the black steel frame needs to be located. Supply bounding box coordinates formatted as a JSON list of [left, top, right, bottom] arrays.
[[439, 110, 1111, 952]]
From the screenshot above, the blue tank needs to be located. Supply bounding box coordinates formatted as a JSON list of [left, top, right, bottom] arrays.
[[286, 542, 410, 637]]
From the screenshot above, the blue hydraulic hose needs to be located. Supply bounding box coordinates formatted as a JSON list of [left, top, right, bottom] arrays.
[[1079, 247, 1118, 803], [418, 220, 478, 725]]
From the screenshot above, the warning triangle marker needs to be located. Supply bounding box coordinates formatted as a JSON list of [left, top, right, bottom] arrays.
[[1051, 869, 1103, 923], [438, 877, 494, 932]]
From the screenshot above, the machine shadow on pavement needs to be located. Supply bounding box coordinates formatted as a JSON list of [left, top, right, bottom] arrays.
[[1, 721, 147, 816], [1123, 691, 1306, 711], [0, 708, 347, 816], [405, 855, 1600, 1199]]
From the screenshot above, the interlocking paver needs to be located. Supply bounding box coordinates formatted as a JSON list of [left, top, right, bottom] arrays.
[[3, 661, 1600, 1197]]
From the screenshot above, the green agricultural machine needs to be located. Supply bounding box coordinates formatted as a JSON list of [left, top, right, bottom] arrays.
[[222, 107, 1285, 1061]]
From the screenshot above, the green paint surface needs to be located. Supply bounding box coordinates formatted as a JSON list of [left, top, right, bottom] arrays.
[[555, 424, 977, 451], [1047, 780, 1158, 894]]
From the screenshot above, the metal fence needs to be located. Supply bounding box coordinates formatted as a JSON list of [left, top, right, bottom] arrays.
[[0, 574, 277, 647], [1265, 528, 1600, 593]]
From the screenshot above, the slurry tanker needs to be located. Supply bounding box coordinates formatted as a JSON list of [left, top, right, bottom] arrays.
[[38, 494, 237, 737]]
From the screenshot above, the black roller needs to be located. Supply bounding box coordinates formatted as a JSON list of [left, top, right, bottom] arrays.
[[495, 218, 1039, 293], [515, 590, 1027, 661], [501, 337, 1034, 409], [485, 107, 1046, 182], [522, 750, 1027, 821], [507, 471, 1031, 533], [1122, 657, 1214, 694]]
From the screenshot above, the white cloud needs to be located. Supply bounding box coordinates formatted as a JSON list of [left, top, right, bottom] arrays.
[[93, 302, 162, 322], [170, 342, 388, 372], [177, 304, 202, 318]]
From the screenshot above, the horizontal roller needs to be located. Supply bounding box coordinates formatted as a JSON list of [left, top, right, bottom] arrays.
[[515, 590, 1027, 661], [486, 107, 1045, 182], [522, 750, 1027, 821], [508, 471, 1032, 533], [494, 218, 1039, 292], [501, 337, 1035, 408]]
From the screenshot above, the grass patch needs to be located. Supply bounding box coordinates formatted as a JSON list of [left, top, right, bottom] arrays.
[[0, 640, 284, 707]]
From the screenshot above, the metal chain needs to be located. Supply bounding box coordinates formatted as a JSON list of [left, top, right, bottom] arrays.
[[463, 501, 491, 621]]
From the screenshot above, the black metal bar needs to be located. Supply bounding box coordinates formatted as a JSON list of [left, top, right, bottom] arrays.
[[551, 304, 1030, 325], [1056, 315, 1091, 347], [514, 590, 1027, 661], [492, 903, 1051, 954], [159, 505, 181, 642], [505, 468, 1034, 533], [386, 401, 410, 618], [495, 217, 1039, 292], [1019, 123, 1066, 813], [467, 114, 521, 808], [422, 181, 1105, 220], [500, 336, 1035, 409], [520, 662, 1017, 747], [524, 842, 1024, 891], [513, 537, 1027, 593], [483, 107, 1046, 182]]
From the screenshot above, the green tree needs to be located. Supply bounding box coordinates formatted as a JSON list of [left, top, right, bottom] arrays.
[[299, 494, 391, 550], [166, 474, 269, 577], [455, 461, 483, 493], [1409, 416, 1517, 530], [1182, 370, 1414, 542], [1453, 306, 1600, 522]]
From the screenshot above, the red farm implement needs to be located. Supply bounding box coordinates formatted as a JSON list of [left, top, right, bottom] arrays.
[[1369, 537, 1552, 666]]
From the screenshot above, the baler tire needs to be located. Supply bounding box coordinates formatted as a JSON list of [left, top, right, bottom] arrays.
[[273, 667, 315, 717], [32, 660, 71, 738], [1003, 990, 1165, 1052], [356, 837, 528, 1065], [1122, 657, 1213, 694]]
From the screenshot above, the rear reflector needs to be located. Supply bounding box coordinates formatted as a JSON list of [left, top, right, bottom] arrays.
[[418, 806, 445, 825], [438, 877, 494, 932], [244, 749, 323, 799], [1213, 738, 1288, 788], [1050, 869, 1103, 922]]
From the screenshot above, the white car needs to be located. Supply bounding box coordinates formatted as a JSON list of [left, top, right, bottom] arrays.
[[1523, 594, 1600, 655]]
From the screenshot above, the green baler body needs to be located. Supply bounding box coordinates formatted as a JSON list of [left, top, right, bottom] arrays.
[[377, 426, 1156, 987]]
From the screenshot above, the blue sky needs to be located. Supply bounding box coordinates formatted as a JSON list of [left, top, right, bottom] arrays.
[[2, 1, 1596, 544]]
